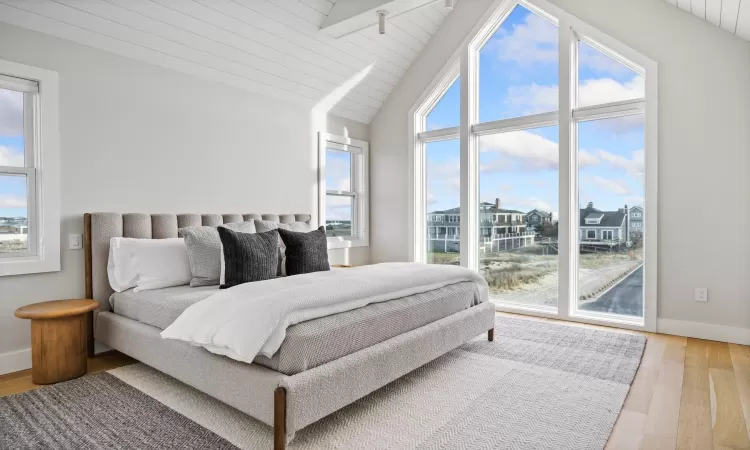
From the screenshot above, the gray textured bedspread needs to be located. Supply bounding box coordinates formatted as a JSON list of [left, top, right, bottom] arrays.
[[110, 281, 480, 375]]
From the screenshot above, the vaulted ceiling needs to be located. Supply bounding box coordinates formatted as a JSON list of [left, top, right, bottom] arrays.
[[662, 0, 750, 41], [0, 0, 454, 124]]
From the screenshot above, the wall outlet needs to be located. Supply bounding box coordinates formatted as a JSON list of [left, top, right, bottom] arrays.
[[68, 233, 82, 250], [694, 288, 708, 303]]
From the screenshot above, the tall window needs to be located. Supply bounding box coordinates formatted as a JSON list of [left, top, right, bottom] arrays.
[[0, 60, 60, 277], [411, 0, 656, 329], [414, 71, 460, 265], [318, 133, 369, 249]]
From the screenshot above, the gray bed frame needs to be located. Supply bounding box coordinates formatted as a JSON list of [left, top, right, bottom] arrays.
[[84, 212, 496, 450]]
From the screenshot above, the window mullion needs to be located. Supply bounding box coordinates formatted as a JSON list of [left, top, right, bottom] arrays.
[[472, 111, 558, 135], [558, 20, 575, 321], [572, 99, 645, 122], [460, 36, 478, 271], [0, 166, 33, 176], [417, 127, 460, 142]]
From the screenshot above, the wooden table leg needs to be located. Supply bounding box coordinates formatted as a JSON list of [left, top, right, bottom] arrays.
[[488, 328, 494, 341], [31, 314, 88, 384], [274, 387, 287, 450]]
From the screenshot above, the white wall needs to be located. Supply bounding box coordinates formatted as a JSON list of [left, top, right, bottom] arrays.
[[0, 22, 369, 374], [370, 0, 750, 337]]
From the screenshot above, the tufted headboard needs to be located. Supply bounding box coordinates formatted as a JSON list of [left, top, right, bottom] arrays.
[[83, 212, 312, 312]]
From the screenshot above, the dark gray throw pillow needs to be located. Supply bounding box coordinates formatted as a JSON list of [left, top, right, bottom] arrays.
[[218, 227, 279, 288], [277, 226, 330, 276]]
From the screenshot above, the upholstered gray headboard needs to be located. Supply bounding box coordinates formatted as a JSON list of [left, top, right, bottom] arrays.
[[84, 212, 312, 311]]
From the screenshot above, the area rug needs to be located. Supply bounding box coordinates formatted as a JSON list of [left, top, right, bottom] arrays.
[[0, 316, 646, 450]]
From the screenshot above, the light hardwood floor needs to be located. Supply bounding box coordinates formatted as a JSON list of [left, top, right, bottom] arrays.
[[0, 351, 136, 398], [1, 315, 748, 450], [500, 312, 750, 450]]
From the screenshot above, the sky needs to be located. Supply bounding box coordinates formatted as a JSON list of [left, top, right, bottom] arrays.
[[325, 148, 353, 222], [425, 5, 645, 219], [0, 87, 26, 218]]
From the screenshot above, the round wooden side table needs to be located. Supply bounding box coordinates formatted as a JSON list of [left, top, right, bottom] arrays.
[[15, 299, 99, 385]]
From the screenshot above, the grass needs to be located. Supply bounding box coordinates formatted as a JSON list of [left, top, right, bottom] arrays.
[[426, 252, 460, 265], [428, 246, 642, 295], [481, 264, 554, 291], [579, 248, 643, 269]]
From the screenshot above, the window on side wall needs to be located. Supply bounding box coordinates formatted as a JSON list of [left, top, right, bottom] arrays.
[[0, 60, 60, 276], [318, 133, 369, 249]]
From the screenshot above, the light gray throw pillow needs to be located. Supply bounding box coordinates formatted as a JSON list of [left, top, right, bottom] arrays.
[[254, 220, 312, 276], [179, 221, 256, 287]]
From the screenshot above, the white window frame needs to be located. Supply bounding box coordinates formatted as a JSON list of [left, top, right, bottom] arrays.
[[0, 59, 60, 277], [408, 62, 460, 264], [586, 230, 596, 239], [318, 132, 369, 249], [409, 0, 657, 332], [603, 230, 614, 240]]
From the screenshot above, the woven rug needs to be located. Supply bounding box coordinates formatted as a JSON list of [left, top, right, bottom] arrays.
[[0, 316, 646, 450]]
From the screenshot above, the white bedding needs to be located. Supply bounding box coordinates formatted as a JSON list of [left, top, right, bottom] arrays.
[[161, 262, 489, 364]]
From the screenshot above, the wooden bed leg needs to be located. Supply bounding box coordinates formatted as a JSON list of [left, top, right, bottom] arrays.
[[274, 387, 287, 450], [488, 328, 494, 342]]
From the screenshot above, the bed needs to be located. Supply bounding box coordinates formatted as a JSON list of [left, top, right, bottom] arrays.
[[84, 212, 496, 450]]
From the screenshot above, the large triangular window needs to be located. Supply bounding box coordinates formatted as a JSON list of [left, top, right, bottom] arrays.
[[412, 0, 655, 328]]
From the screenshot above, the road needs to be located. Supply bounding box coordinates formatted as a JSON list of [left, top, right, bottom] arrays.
[[579, 266, 644, 317]]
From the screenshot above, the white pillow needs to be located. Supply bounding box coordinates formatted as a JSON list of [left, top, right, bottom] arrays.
[[107, 237, 139, 292], [131, 238, 192, 292]]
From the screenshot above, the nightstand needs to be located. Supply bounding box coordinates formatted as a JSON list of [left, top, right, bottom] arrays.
[[15, 299, 99, 384]]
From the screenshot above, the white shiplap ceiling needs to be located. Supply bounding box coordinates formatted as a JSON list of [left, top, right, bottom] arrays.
[[662, 0, 750, 41], [0, 0, 454, 124]]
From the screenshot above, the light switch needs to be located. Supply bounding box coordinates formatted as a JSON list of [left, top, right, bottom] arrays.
[[69, 234, 82, 250]]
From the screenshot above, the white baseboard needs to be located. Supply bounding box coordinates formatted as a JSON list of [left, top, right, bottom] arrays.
[[0, 341, 112, 376], [657, 319, 750, 346], [0, 348, 31, 376]]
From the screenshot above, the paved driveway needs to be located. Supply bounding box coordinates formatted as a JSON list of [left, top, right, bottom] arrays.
[[579, 266, 644, 317]]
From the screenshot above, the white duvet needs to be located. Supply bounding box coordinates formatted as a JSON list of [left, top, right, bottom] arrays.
[[161, 262, 489, 364]]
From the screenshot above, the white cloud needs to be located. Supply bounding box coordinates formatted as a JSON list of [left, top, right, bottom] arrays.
[[0, 89, 23, 136], [0, 194, 26, 209], [426, 158, 460, 190], [579, 42, 634, 77], [579, 150, 600, 167], [505, 76, 644, 114], [0, 146, 24, 166], [589, 176, 631, 195], [624, 196, 644, 207], [480, 130, 599, 172], [490, 12, 558, 67], [325, 195, 351, 221], [515, 196, 554, 212], [426, 191, 438, 205], [505, 83, 558, 116], [483, 191, 554, 213], [598, 149, 644, 179], [578, 76, 644, 107]]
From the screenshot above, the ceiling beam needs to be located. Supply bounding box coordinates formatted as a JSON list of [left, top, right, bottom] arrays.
[[321, 0, 440, 38]]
